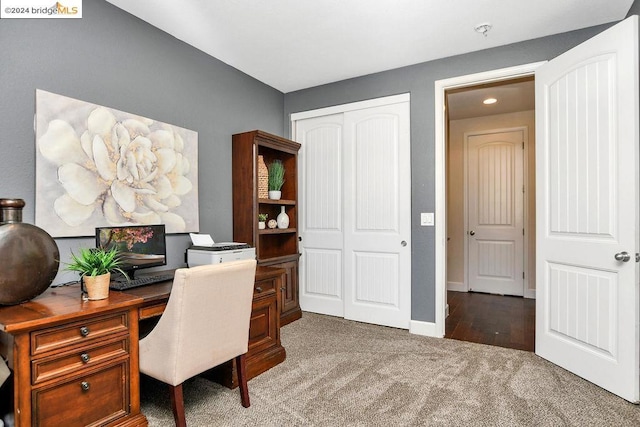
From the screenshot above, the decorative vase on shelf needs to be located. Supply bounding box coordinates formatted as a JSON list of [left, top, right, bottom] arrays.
[[83, 273, 110, 301], [258, 221, 266, 230], [0, 198, 59, 305], [277, 206, 290, 229], [268, 190, 281, 200], [257, 155, 269, 199]]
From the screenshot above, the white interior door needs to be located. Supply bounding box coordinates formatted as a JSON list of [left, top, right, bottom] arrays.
[[296, 114, 345, 317], [343, 103, 411, 329], [467, 130, 524, 296], [535, 16, 639, 402], [294, 95, 411, 329]]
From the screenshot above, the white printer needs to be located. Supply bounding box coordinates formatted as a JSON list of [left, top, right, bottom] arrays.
[[186, 243, 255, 267], [185, 234, 255, 267]]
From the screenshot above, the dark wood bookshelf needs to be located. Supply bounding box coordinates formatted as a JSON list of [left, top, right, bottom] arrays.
[[232, 130, 302, 326]]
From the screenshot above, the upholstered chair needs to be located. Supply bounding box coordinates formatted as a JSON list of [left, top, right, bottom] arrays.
[[139, 259, 257, 426]]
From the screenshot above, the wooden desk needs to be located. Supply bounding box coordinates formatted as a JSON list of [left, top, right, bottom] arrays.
[[0, 266, 286, 426], [122, 266, 287, 388], [0, 285, 147, 427]]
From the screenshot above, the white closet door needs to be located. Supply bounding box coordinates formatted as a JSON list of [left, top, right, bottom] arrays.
[[343, 102, 411, 329], [296, 114, 345, 316], [294, 96, 412, 329]]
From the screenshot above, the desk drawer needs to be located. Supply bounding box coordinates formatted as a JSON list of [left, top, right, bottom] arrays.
[[139, 301, 167, 320], [254, 276, 276, 296], [33, 361, 129, 427], [32, 336, 129, 385], [31, 312, 128, 356], [248, 296, 278, 354]]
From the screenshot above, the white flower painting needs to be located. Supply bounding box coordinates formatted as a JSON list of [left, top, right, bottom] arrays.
[[35, 90, 199, 237]]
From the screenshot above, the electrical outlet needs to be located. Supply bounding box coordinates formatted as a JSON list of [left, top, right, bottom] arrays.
[[421, 212, 434, 226]]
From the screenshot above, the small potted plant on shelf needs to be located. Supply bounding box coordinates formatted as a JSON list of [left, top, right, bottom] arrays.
[[65, 246, 128, 300], [268, 159, 285, 200], [258, 213, 268, 229]]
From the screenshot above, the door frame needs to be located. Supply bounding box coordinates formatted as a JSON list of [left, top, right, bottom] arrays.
[[463, 126, 529, 297], [434, 62, 545, 337]]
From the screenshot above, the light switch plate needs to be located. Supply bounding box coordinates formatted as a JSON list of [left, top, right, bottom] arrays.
[[421, 212, 434, 226]]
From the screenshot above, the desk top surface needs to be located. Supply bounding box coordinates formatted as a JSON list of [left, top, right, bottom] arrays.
[[0, 265, 285, 333], [0, 284, 143, 333]]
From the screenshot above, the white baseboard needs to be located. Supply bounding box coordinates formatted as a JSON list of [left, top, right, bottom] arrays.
[[524, 289, 536, 299], [409, 320, 443, 338], [447, 281, 466, 292]]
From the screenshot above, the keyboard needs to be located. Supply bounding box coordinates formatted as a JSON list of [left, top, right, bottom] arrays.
[[109, 273, 175, 291]]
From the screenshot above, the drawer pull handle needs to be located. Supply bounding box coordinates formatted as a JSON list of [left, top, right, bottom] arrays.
[[80, 353, 90, 363], [81, 381, 90, 392], [255, 286, 263, 293], [79, 326, 90, 337], [280, 287, 286, 291]]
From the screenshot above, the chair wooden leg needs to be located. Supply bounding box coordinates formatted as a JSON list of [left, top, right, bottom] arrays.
[[236, 353, 250, 408], [169, 383, 186, 427]]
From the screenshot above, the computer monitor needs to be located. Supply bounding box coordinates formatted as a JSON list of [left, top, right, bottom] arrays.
[[95, 224, 167, 279]]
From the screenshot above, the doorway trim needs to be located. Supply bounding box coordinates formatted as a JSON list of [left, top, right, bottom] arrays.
[[434, 61, 545, 337]]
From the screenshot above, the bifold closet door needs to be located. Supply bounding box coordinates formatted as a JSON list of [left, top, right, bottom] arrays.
[[296, 114, 346, 317], [296, 99, 411, 329]]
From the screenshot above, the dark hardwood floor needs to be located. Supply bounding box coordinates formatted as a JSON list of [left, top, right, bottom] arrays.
[[445, 291, 535, 352]]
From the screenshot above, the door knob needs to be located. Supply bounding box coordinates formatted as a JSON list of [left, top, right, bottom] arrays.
[[469, 231, 475, 236], [401, 240, 407, 247], [614, 251, 631, 262]]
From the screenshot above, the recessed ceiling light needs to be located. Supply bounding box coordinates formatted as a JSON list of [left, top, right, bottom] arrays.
[[483, 98, 497, 105]]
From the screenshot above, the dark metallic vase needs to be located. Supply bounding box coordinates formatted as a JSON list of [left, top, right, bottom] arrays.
[[0, 199, 59, 305]]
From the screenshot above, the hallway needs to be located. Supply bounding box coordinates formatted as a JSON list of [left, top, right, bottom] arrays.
[[445, 291, 535, 352]]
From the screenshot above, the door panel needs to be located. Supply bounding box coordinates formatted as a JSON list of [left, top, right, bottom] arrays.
[[296, 115, 345, 316], [467, 130, 524, 296], [536, 16, 639, 402], [343, 103, 411, 328]]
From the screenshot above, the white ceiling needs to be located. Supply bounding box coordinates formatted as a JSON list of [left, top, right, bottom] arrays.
[[105, 0, 633, 93]]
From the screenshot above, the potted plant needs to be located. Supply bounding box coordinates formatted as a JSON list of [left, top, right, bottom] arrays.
[[66, 246, 127, 300], [258, 213, 268, 229], [268, 160, 285, 200]]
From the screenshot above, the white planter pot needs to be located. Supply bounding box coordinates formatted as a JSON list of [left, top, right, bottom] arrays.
[[258, 221, 266, 229], [268, 190, 281, 200]]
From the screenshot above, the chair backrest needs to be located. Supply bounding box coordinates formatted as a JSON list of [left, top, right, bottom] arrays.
[[139, 259, 257, 386]]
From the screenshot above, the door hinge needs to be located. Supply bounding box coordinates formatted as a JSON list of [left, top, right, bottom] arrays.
[[523, 272, 525, 279], [522, 141, 525, 149], [523, 228, 525, 235], [522, 185, 525, 193]]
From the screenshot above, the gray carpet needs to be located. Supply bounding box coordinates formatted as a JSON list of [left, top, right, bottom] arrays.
[[141, 312, 640, 426]]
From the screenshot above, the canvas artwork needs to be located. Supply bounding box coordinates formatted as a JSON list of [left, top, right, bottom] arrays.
[[35, 90, 199, 237]]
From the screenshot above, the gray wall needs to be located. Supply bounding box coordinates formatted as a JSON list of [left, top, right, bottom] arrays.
[[0, 1, 284, 282], [1, 0, 634, 316], [284, 24, 614, 323], [627, 0, 640, 17]]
